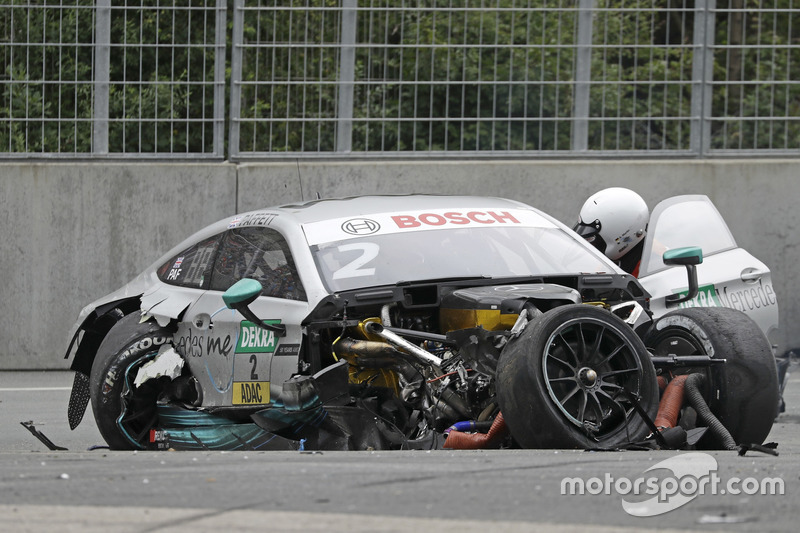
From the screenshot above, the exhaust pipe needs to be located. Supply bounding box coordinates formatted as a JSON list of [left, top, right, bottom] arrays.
[[363, 322, 443, 367]]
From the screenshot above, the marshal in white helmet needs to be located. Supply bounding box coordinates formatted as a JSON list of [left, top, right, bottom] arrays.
[[574, 187, 649, 276]]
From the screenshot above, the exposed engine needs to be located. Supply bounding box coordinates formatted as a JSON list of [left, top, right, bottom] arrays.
[[295, 282, 598, 449]]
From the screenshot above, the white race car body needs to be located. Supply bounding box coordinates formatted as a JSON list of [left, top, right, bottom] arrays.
[[62, 194, 780, 452], [638, 195, 779, 347], [67, 195, 626, 410]]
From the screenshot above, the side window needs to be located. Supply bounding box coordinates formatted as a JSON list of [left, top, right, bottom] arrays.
[[157, 235, 221, 289], [210, 227, 306, 301], [640, 198, 737, 276]]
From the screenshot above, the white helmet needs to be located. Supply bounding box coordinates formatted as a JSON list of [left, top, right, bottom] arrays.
[[574, 187, 649, 261]]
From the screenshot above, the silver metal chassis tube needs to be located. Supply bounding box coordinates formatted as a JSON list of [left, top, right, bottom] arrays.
[[364, 322, 443, 367]]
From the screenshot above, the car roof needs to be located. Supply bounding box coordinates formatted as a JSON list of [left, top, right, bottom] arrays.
[[164, 195, 544, 267], [268, 194, 534, 225]]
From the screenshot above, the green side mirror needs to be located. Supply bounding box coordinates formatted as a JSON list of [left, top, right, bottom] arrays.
[[664, 247, 703, 305], [222, 278, 263, 308], [663, 246, 703, 266], [221, 279, 286, 337]]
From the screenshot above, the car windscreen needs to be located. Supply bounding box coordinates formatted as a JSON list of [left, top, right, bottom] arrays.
[[310, 225, 614, 292]]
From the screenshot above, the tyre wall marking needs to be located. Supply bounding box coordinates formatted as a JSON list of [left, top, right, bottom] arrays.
[[653, 316, 714, 356]]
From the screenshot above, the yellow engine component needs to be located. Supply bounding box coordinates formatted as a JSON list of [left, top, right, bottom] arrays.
[[332, 326, 400, 395], [438, 286, 528, 333], [439, 308, 519, 332], [347, 366, 400, 396], [438, 285, 581, 332], [356, 317, 385, 341]]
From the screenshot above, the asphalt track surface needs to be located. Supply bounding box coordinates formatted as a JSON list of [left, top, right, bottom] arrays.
[[1, 367, 799, 532]]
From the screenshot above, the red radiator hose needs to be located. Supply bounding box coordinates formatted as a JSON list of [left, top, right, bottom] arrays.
[[654, 374, 689, 429], [443, 412, 509, 449]]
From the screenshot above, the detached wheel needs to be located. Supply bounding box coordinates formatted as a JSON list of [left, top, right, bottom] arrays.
[[89, 312, 172, 450], [496, 304, 658, 449], [645, 307, 779, 447]]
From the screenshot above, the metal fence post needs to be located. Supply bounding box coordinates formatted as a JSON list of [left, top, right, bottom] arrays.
[[214, 0, 227, 159], [336, 0, 357, 153], [93, 0, 111, 154], [229, 0, 245, 160], [691, 0, 715, 156], [572, 0, 595, 152]]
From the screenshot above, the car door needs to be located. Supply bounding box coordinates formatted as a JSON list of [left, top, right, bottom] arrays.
[[177, 226, 309, 408], [638, 195, 779, 345]]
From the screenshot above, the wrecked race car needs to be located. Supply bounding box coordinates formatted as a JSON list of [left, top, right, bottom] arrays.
[[63, 195, 780, 451]]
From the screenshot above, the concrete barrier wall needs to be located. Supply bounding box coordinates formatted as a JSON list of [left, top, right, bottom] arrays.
[[1, 160, 797, 369], [0, 163, 238, 370]]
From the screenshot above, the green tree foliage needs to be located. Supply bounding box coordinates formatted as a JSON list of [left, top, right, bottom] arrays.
[[1, 0, 221, 154], [712, 0, 800, 150], [236, 0, 342, 153], [107, 0, 221, 153], [241, 0, 800, 153], [240, 1, 581, 153], [2, 0, 799, 155], [1, 0, 95, 152], [242, 0, 700, 153], [587, 0, 695, 151], [352, 1, 577, 152]]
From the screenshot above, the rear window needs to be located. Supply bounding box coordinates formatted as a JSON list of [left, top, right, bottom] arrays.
[[210, 227, 306, 301], [157, 235, 221, 289]]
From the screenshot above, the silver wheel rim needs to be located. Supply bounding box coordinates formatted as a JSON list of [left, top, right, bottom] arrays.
[[542, 317, 644, 436]]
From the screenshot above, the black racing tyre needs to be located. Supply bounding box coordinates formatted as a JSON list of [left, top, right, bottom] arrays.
[[496, 304, 658, 449], [89, 312, 172, 450], [645, 307, 779, 447]]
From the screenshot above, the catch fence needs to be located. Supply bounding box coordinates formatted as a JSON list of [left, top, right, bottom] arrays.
[[2, 0, 798, 159]]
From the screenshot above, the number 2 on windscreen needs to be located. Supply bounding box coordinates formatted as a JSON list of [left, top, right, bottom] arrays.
[[332, 243, 379, 279]]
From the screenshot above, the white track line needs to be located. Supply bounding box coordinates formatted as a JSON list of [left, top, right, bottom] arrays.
[[0, 387, 71, 391], [0, 505, 708, 533]]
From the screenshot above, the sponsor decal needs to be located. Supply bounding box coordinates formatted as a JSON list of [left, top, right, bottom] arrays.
[[275, 344, 301, 357], [236, 320, 282, 353], [673, 284, 722, 309], [175, 331, 233, 358], [149, 429, 171, 450], [342, 218, 380, 235], [302, 207, 554, 246], [715, 279, 777, 312], [229, 212, 279, 229], [232, 381, 270, 405], [392, 210, 521, 228], [120, 336, 171, 359], [672, 280, 777, 312], [102, 369, 117, 396], [166, 256, 188, 281]]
